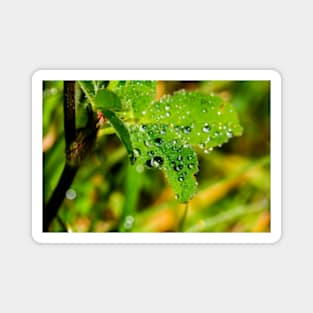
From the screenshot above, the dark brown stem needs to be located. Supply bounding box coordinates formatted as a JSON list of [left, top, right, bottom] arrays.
[[43, 82, 99, 232], [43, 82, 78, 232]]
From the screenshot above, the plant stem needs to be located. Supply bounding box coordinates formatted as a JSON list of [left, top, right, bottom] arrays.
[[178, 203, 189, 232], [43, 165, 78, 231], [44, 82, 78, 231], [44, 82, 78, 232], [43, 81, 99, 231]]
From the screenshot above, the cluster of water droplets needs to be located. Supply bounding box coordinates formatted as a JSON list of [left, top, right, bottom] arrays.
[[130, 124, 167, 170], [197, 118, 237, 153], [169, 151, 197, 183], [139, 89, 240, 155], [130, 122, 198, 185]]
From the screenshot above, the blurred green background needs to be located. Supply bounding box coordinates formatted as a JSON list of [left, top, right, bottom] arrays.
[[43, 80, 270, 232]]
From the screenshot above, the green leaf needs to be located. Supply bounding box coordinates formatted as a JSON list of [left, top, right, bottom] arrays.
[[95, 89, 122, 111], [111, 81, 157, 118], [78, 81, 96, 106], [129, 90, 243, 202], [129, 124, 198, 203], [100, 108, 135, 162], [143, 90, 243, 152]]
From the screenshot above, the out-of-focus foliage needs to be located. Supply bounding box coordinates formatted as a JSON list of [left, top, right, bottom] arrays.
[[43, 80, 270, 232]]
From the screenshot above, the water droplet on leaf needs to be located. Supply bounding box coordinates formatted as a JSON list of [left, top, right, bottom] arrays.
[[154, 138, 163, 146], [184, 126, 191, 134], [153, 156, 164, 167], [133, 148, 141, 157], [139, 125, 147, 132], [160, 127, 166, 135], [146, 159, 154, 168], [226, 131, 233, 138], [174, 164, 183, 171], [202, 123, 210, 133]]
